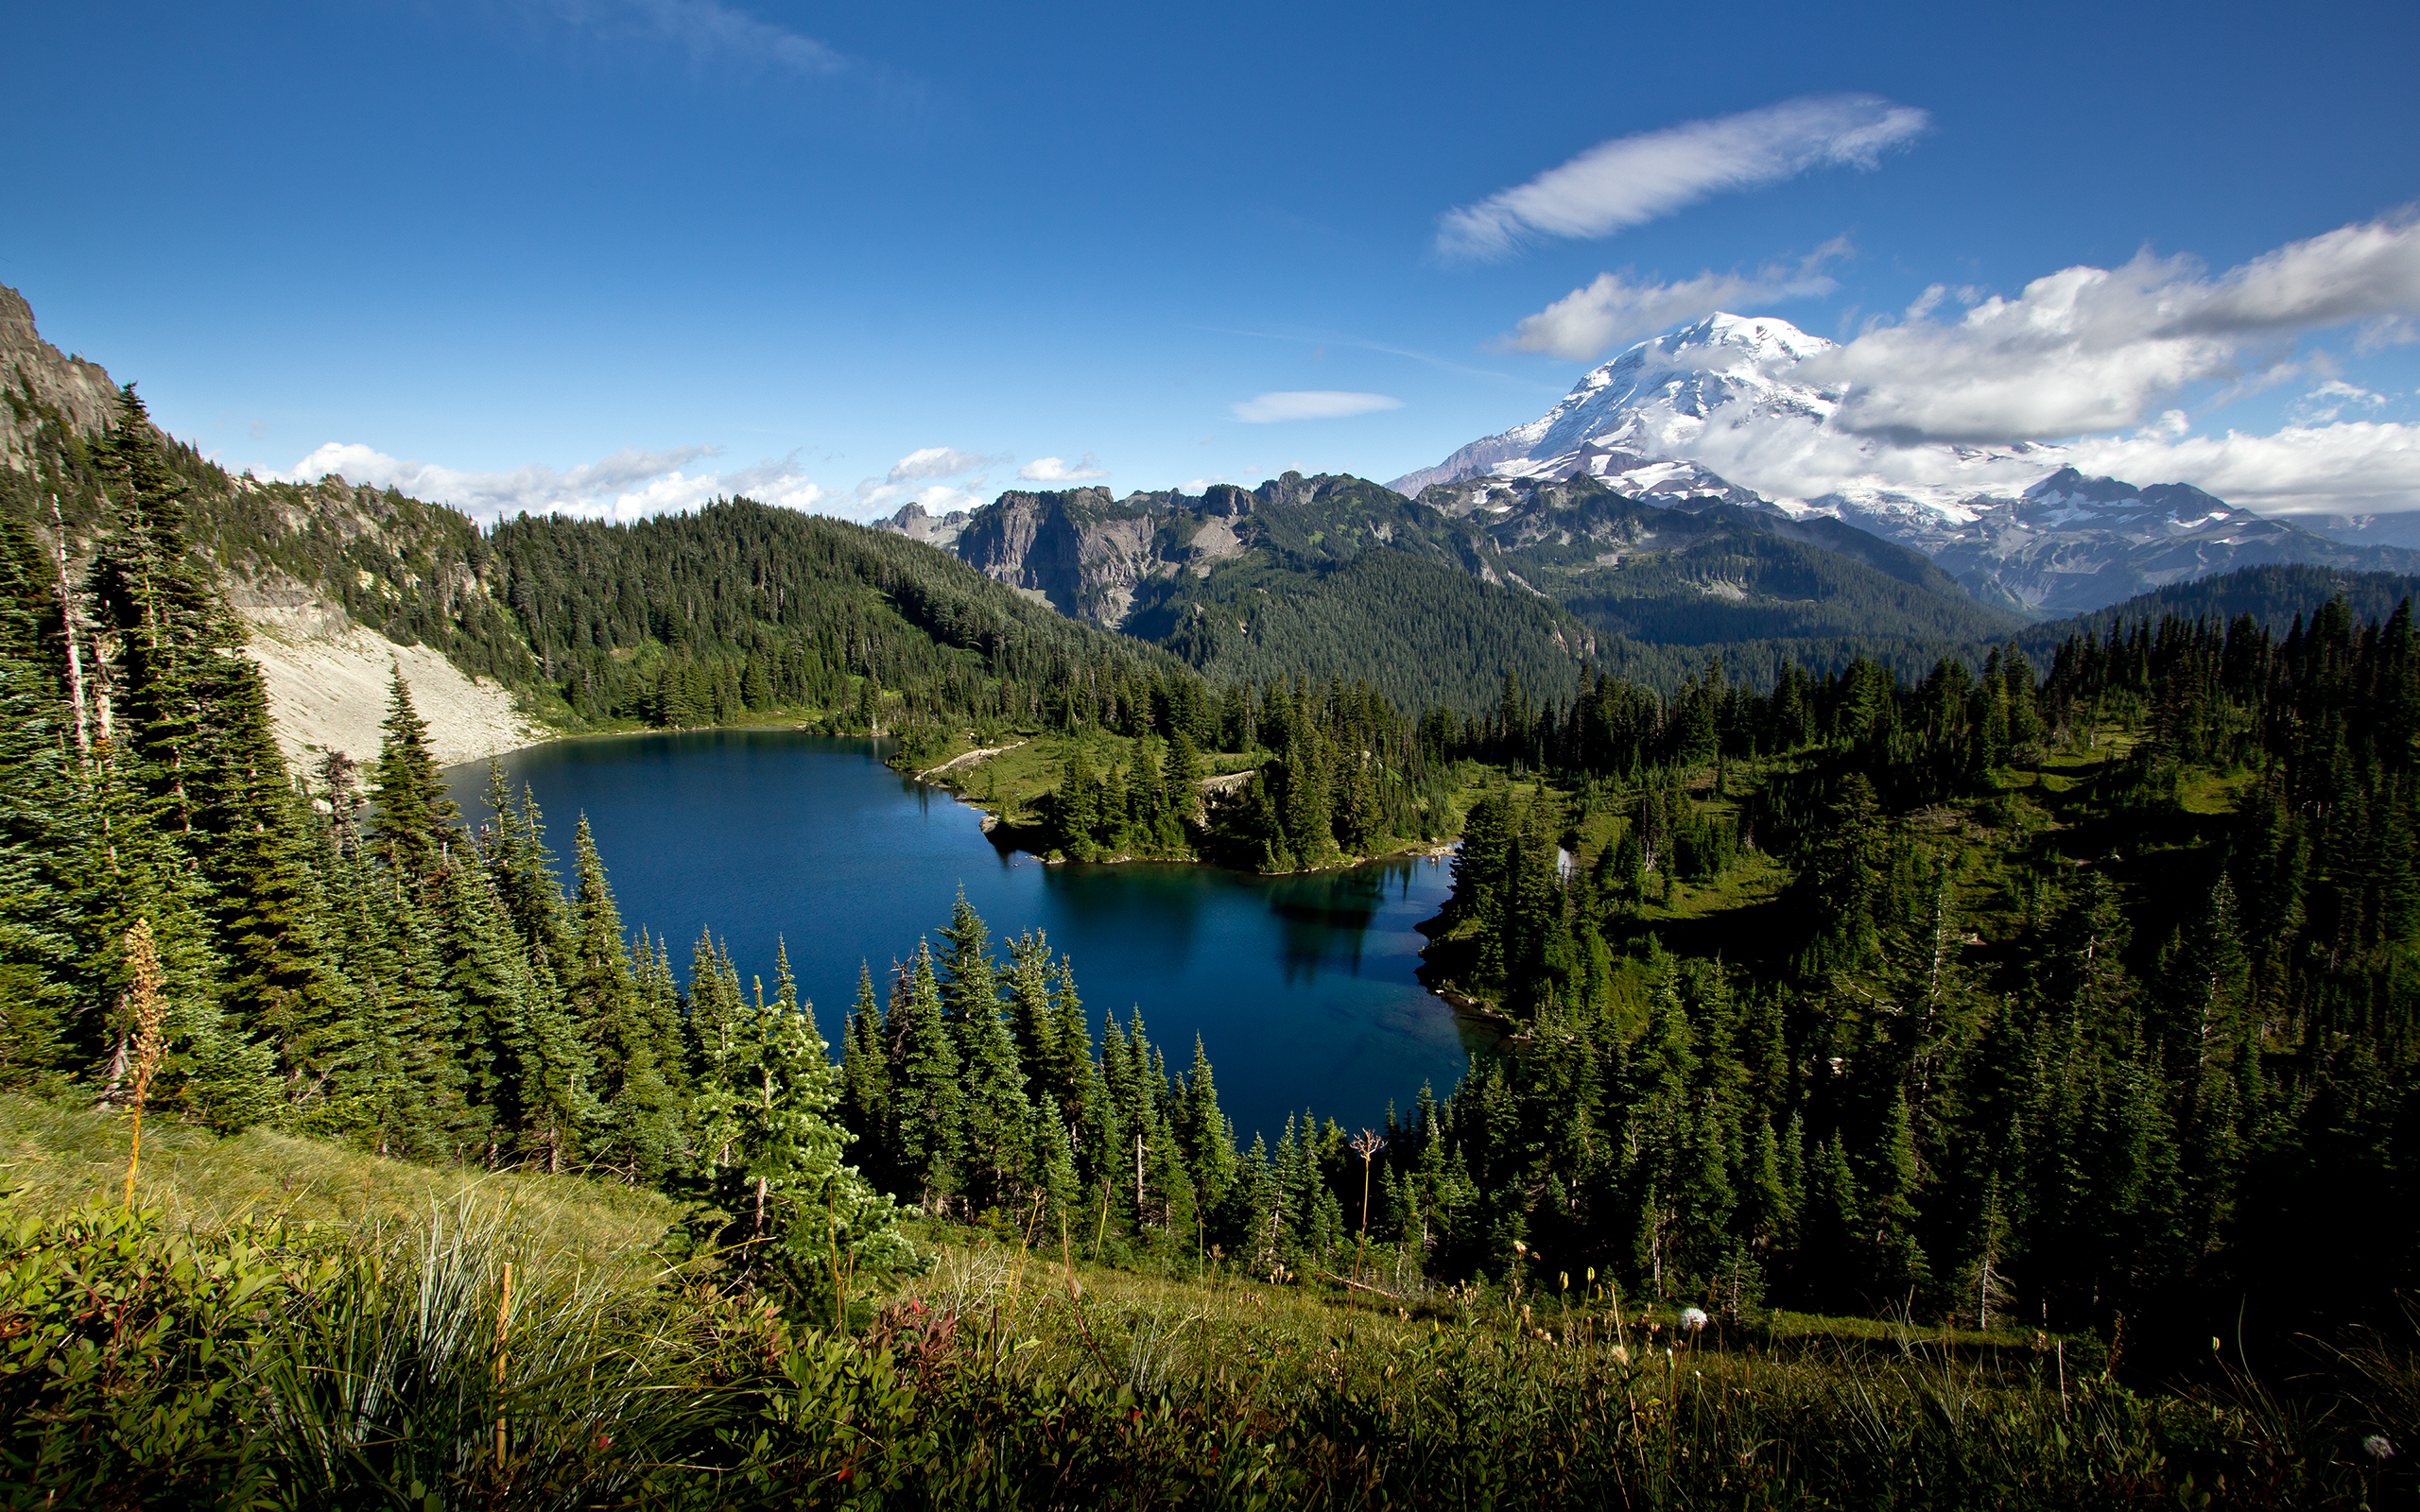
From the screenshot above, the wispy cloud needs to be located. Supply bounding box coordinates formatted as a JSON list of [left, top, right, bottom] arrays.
[[842, 445, 1001, 518], [887, 446, 1004, 483], [1018, 454, 1109, 483], [268, 440, 828, 521], [1804, 208, 2420, 441], [1230, 390, 1404, 423], [542, 0, 849, 77], [1436, 94, 1928, 262], [2289, 379, 2392, 425], [1500, 239, 1853, 360]]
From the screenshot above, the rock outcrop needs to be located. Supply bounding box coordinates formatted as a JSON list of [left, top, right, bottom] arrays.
[[2, 284, 124, 464], [3, 281, 552, 769]]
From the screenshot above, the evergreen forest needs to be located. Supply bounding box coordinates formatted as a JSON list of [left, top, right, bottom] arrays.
[[3, 387, 2417, 1505]]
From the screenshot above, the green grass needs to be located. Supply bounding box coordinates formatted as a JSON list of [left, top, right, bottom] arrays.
[[6, 1125, 2411, 1508], [0, 1091, 677, 1267]]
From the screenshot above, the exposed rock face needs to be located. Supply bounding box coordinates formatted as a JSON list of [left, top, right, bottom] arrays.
[[878, 501, 972, 548], [239, 603, 546, 771], [2, 283, 125, 464], [930, 484, 1254, 627]]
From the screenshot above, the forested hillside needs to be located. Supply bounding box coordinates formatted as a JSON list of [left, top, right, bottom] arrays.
[[1409, 589, 2419, 1372], [5, 387, 2416, 1505], [902, 469, 2036, 703], [2002, 562, 2420, 662], [483, 499, 1214, 740]]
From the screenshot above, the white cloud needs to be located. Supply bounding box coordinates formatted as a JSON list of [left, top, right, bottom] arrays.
[[1801, 210, 2420, 442], [543, 0, 847, 77], [886, 446, 1001, 483], [1230, 390, 1405, 423], [2288, 379, 2390, 425], [1500, 240, 1851, 360], [1436, 94, 1928, 262], [1018, 454, 1109, 483], [268, 440, 827, 522], [830, 446, 1006, 518], [2066, 421, 2420, 517]]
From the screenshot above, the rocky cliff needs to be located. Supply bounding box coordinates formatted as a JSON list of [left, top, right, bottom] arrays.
[[1, 284, 122, 466]]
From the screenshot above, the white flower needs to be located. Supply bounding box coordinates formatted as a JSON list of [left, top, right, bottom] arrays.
[[2364, 1435, 2396, 1460], [1679, 1307, 1710, 1331]]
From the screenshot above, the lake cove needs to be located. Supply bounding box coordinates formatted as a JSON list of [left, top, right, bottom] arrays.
[[445, 728, 1488, 1145]]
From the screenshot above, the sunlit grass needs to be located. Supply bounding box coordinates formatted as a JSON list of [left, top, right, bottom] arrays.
[[0, 1091, 677, 1267]]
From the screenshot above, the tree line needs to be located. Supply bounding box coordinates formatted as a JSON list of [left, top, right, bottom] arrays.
[[1389, 592, 2417, 1369], [0, 388, 1314, 1300]]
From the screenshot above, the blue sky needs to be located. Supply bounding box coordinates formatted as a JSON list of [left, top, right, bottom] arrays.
[[8, 0, 2419, 520]]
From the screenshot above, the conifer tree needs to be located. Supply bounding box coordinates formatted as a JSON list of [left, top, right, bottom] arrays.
[[721, 956, 907, 1306], [1177, 1035, 1236, 1214], [0, 518, 82, 1085], [430, 855, 530, 1164], [1004, 930, 1062, 1089], [887, 943, 964, 1211], [568, 816, 681, 1183], [938, 893, 1029, 1210], [837, 962, 892, 1181], [370, 666, 460, 881]]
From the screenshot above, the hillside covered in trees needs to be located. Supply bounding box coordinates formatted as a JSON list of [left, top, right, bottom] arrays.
[[4, 385, 2417, 1504], [1409, 590, 2419, 1374]]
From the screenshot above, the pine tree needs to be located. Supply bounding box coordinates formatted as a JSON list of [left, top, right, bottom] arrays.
[[567, 815, 681, 1183], [725, 958, 906, 1308], [1004, 930, 1063, 1090], [370, 665, 461, 881], [431, 855, 531, 1164], [837, 962, 892, 1179], [888, 942, 964, 1211], [1177, 1034, 1236, 1214], [938, 892, 1029, 1211]]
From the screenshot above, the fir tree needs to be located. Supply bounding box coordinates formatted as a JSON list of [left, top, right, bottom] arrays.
[[369, 666, 461, 881], [887, 942, 964, 1211], [939, 892, 1029, 1211]]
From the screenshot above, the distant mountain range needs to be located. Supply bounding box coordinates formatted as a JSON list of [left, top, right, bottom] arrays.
[[1387, 313, 2420, 613], [10, 273, 2412, 720], [878, 465, 2036, 707]]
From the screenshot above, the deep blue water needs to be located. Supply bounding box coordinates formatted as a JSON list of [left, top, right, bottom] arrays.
[[444, 730, 1483, 1144]]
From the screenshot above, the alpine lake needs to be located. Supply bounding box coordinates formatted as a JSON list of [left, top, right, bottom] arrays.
[[445, 729, 1490, 1145]]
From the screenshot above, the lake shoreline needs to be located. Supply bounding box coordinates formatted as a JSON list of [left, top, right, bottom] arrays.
[[903, 735, 1465, 880], [443, 730, 1484, 1143]]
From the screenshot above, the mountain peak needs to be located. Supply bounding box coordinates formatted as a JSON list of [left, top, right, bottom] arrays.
[[1664, 312, 1833, 363]]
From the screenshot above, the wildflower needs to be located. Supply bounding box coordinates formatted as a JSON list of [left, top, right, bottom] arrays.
[[1679, 1307, 1709, 1332], [2365, 1435, 2396, 1460], [1612, 1345, 1632, 1366]]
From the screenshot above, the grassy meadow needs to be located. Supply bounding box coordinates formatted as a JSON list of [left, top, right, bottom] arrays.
[[5, 1102, 2411, 1508]]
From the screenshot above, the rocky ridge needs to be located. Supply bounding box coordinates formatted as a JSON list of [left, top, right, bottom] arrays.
[[1389, 313, 2419, 612], [2, 284, 123, 466]]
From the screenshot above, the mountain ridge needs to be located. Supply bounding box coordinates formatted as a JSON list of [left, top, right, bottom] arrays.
[[1390, 313, 2420, 612]]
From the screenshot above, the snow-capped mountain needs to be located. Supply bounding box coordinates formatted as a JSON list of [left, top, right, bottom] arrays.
[[1391, 313, 2058, 536], [1392, 314, 2418, 611]]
